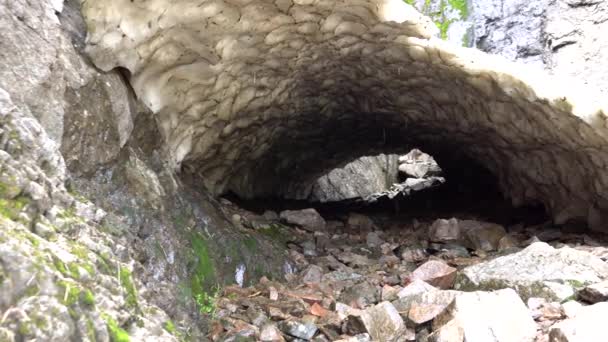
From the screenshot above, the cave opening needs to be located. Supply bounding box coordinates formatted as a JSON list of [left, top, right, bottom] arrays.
[[220, 145, 549, 232]]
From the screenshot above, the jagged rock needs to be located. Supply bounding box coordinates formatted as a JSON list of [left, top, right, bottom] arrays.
[[302, 154, 400, 202], [397, 280, 438, 299], [280, 209, 326, 232], [409, 260, 457, 289], [302, 265, 324, 285], [456, 242, 608, 301], [549, 302, 608, 342], [359, 302, 405, 342], [277, 320, 318, 340], [405, 290, 462, 325], [432, 289, 537, 342], [260, 324, 285, 342], [398, 149, 442, 178], [400, 246, 429, 263], [577, 280, 608, 304]]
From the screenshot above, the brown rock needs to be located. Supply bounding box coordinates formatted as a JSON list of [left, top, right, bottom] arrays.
[[409, 260, 457, 289], [260, 324, 285, 342]]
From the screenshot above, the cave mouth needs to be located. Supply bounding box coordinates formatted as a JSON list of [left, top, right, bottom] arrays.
[[219, 147, 550, 230]]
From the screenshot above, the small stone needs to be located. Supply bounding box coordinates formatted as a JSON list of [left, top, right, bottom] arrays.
[[400, 246, 428, 263], [379, 255, 400, 268], [428, 218, 460, 243], [338, 281, 379, 308], [302, 240, 318, 257], [577, 280, 608, 303], [381, 285, 401, 302], [310, 303, 329, 317], [366, 231, 384, 248], [347, 213, 375, 232], [549, 302, 608, 342], [280, 208, 326, 232], [409, 260, 457, 289], [302, 265, 324, 285], [269, 286, 279, 301], [360, 302, 405, 342], [263, 210, 279, 221], [335, 302, 362, 321], [277, 320, 318, 340], [260, 324, 285, 342]]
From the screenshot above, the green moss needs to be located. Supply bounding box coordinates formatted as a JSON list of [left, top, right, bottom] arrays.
[[194, 285, 221, 316], [0, 196, 29, 221], [258, 224, 289, 245], [163, 320, 177, 335], [58, 280, 81, 306], [565, 279, 586, 289], [0, 181, 21, 198], [70, 244, 90, 260], [24, 283, 40, 297], [189, 233, 216, 300], [243, 237, 258, 252], [102, 314, 131, 342], [18, 322, 32, 336], [53, 256, 69, 277], [119, 267, 139, 312], [86, 318, 97, 342], [403, 0, 416, 5], [81, 289, 95, 307], [448, 0, 468, 18]]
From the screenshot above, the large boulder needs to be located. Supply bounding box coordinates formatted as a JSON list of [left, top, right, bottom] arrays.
[[431, 289, 537, 342], [456, 242, 608, 301], [280, 208, 326, 232], [549, 302, 608, 342]]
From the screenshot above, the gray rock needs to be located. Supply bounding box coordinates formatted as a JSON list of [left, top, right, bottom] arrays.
[[339, 281, 380, 309], [366, 231, 384, 248], [577, 280, 608, 304], [302, 265, 324, 285], [278, 320, 318, 340], [303, 154, 400, 202], [360, 302, 405, 342], [549, 302, 608, 342], [456, 242, 608, 301], [280, 209, 326, 232], [433, 289, 537, 342]]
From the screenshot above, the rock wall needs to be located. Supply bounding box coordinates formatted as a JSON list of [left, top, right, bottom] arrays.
[[0, 1, 292, 340], [83, 0, 608, 230]]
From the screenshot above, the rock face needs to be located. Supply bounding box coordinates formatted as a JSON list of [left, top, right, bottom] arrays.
[[280, 208, 326, 232], [456, 242, 608, 301], [399, 148, 442, 178], [82, 0, 608, 231], [471, 0, 608, 95]]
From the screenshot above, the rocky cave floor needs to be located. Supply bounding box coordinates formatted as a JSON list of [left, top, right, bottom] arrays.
[[203, 193, 608, 342]]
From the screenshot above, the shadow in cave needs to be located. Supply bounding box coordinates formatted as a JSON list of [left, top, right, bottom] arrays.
[[223, 151, 549, 230]]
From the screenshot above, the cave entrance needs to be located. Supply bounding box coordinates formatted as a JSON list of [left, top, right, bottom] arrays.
[[221, 147, 549, 230]]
